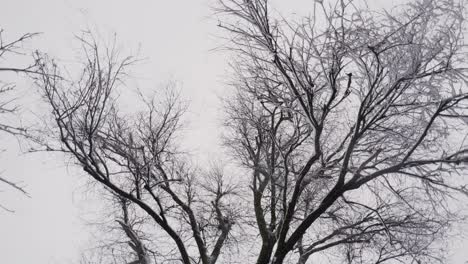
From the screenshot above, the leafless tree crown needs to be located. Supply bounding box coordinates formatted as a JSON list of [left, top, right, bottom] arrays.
[[34, 32, 240, 264], [217, 0, 468, 263], [32, 0, 468, 263]]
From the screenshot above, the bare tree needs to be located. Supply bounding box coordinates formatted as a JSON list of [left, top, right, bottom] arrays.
[[33, 0, 468, 263], [0, 29, 37, 211], [34, 32, 240, 264], [217, 0, 468, 263]]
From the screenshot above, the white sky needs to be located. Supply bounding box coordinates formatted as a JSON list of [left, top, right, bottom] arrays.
[[0, 0, 467, 263]]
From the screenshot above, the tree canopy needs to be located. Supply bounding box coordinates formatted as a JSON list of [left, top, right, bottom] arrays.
[[20, 0, 468, 263]]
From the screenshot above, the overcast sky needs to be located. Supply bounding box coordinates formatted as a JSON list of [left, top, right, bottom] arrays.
[[0, 0, 467, 263]]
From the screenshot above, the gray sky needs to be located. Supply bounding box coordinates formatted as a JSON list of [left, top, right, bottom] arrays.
[[0, 0, 467, 263]]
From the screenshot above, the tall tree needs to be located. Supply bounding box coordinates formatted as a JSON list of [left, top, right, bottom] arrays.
[[34, 32, 240, 264], [218, 0, 468, 263], [34, 0, 468, 263]]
